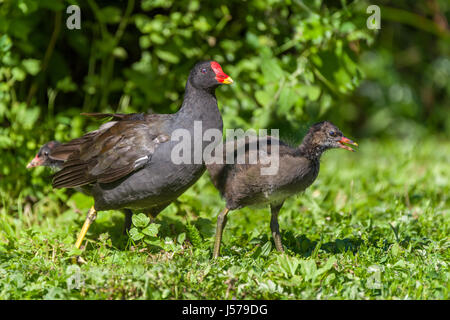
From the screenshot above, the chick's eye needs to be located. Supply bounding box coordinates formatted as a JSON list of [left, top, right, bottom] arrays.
[[201, 68, 207, 74], [44, 151, 49, 156], [329, 131, 337, 137]]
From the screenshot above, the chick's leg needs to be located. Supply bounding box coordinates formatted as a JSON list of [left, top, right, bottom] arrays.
[[270, 203, 284, 252], [213, 208, 230, 258]]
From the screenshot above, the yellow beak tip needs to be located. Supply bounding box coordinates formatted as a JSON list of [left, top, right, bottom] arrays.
[[223, 77, 233, 84]]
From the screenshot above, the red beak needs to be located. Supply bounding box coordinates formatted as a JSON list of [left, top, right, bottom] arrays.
[[210, 61, 233, 84], [26, 155, 43, 169], [338, 136, 358, 152]]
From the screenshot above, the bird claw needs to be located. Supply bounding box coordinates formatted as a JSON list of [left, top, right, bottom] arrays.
[[72, 255, 87, 265]]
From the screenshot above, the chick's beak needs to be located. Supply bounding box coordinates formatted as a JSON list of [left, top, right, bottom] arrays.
[[338, 136, 358, 152], [26, 155, 42, 169]]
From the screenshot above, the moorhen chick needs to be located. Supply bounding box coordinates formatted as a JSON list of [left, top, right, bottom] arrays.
[[26, 141, 62, 169], [26, 140, 134, 233], [49, 61, 232, 251], [207, 121, 357, 258]]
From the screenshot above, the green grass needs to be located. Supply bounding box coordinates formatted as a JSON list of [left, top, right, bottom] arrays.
[[0, 137, 449, 299]]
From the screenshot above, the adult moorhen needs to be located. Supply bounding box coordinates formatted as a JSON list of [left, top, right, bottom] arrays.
[[206, 121, 357, 258], [49, 61, 232, 251], [26, 140, 134, 233]]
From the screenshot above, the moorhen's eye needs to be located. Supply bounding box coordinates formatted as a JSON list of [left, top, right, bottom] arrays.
[[329, 131, 337, 137], [44, 151, 49, 156], [201, 68, 207, 74]]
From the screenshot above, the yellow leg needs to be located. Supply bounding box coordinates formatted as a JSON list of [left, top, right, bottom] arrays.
[[75, 206, 97, 249]]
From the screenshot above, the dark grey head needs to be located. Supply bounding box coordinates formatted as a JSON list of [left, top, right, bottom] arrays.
[[26, 141, 62, 169], [188, 61, 233, 90], [300, 121, 358, 158]]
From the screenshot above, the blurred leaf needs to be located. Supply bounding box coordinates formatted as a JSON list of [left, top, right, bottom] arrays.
[[260, 241, 272, 257], [56, 76, 77, 92], [255, 90, 272, 107], [99, 6, 122, 24], [177, 232, 186, 244], [22, 59, 40, 75], [300, 259, 317, 282], [261, 56, 284, 82], [278, 86, 297, 114], [142, 223, 160, 237], [129, 227, 145, 241], [12, 67, 26, 81], [155, 49, 179, 64], [132, 213, 150, 228]]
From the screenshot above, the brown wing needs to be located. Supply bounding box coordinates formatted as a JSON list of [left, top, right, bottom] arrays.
[[49, 113, 144, 161], [51, 115, 171, 189], [50, 113, 160, 161]]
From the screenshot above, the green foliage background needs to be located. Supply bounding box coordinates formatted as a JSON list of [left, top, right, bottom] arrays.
[[0, 0, 449, 300], [1, 0, 447, 201]]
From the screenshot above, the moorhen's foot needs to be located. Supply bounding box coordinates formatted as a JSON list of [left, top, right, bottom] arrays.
[[272, 232, 284, 252], [213, 208, 230, 258], [72, 256, 87, 264], [74, 206, 97, 249]]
